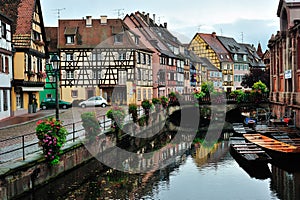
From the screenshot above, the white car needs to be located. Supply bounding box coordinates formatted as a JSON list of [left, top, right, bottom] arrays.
[[78, 96, 108, 108]]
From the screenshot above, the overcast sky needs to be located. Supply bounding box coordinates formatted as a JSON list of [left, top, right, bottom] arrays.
[[41, 0, 280, 51]]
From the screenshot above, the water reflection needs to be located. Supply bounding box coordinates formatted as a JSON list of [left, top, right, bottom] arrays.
[[18, 138, 300, 200]]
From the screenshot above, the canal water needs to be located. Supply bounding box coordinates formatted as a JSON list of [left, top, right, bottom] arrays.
[[20, 138, 300, 200]]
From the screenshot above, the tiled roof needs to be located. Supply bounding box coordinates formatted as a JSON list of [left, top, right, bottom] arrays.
[[197, 33, 232, 62], [57, 18, 152, 52], [45, 27, 58, 53], [199, 57, 219, 71], [0, 0, 35, 35], [240, 43, 265, 68], [217, 36, 247, 54]]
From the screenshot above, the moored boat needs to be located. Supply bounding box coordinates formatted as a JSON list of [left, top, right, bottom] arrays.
[[243, 133, 300, 163]]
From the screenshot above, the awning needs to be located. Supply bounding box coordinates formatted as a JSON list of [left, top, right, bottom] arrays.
[[21, 87, 44, 92]]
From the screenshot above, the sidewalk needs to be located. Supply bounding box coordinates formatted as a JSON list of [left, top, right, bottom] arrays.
[[0, 110, 54, 129]]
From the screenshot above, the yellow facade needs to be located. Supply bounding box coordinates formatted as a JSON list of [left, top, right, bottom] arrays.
[[190, 35, 221, 69]]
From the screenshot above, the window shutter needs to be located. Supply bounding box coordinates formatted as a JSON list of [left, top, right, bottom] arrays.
[[74, 71, 78, 79]]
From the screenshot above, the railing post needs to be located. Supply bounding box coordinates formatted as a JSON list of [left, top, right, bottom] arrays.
[[73, 123, 75, 142], [22, 135, 25, 160]]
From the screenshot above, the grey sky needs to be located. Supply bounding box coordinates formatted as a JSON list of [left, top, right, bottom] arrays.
[[41, 0, 280, 51]]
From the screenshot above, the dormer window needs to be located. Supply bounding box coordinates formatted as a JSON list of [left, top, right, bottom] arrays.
[[114, 34, 123, 44], [66, 35, 75, 44], [33, 31, 40, 41], [64, 27, 77, 45], [135, 36, 139, 45], [234, 54, 238, 61]]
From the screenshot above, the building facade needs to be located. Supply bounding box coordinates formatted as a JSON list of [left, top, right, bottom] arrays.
[[0, 12, 13, 120], [1, 0, 48, 116], [54, 16, 153, 105], [268, 0, 300, 127]]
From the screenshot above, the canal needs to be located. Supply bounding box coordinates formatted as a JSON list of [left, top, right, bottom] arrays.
[[18, 137, 300, 200]]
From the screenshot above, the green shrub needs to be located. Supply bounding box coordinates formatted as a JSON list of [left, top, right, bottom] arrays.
[[81, 112, 101, 142]]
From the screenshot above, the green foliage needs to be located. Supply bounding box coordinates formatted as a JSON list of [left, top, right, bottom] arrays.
[[160, 96, 168, 109], [128, 103, 138, 123], [193, 90, 206, 99], [36, 117, 68, 166], [252, 80, 268, 92], [168, 92, 180, 106], [141, 99, 152, 110], [81, 112, 101, 141], [106, 106, 126, 125], [152, 97, 161, 105], [201, 81, 214, 95]]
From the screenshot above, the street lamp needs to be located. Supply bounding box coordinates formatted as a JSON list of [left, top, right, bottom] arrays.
[[50, 54, 60, 120]]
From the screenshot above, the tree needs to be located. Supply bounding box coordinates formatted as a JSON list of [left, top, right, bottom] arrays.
[[241, 68, 270, 89], [201, 81, 214, 95]]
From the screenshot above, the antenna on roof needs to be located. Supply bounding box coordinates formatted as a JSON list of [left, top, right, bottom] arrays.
[[198, 24, 203, 33], [240, 32, 244, 43], [52, 8, 66, 19], [113, 9, 124, 18]]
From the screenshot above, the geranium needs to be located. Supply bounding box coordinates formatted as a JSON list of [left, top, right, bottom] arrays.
[[37, 71, 47, 79], [36, 117, 68, 166]]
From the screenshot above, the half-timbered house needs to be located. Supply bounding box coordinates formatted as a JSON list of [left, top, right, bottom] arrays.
[[189, 32, 233, 92], [0, 0, 48, 115], [56, 16, 153, 105]]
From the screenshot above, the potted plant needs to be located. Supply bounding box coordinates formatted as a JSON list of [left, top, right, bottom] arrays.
[[128, 103, 138, 123], [36, 117, 68, 166], [106, 106, 126, 141], [81, 112, 101, 142], [152, 97, 161, 112], [141, 100, 152, 125]]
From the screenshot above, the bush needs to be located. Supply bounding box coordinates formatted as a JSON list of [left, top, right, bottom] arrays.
[[81, 112, 101, 142]]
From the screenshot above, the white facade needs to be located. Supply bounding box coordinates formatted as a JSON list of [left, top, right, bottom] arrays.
[[0, 18, 13, 120]]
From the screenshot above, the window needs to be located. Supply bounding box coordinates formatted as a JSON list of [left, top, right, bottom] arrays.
[[234, 54, 237, 61], [137, 52, 141, 64], [3, 90, 8, 111], [114, 34, 123, 43], [33, 31, 40, 41], [1, 22, 6, 38], [71, 90, 78, 98], [66, 71, 74, 79], [137, 89, 141, 101], [0, 55, 2, 72], [118, 71, 127, 85], [119, 52, 126, 60], [135, 36, 139, 45], [147, 55, 151, 66], [148, 89, 152, 100], [143, 89, 146, 100], [66, 53, 74, 61], [66, 35, 75, 44]]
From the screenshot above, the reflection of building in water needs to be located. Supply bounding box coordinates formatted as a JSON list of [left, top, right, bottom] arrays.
[[271, 166, 300, 200], [193, 141, 229, 167]]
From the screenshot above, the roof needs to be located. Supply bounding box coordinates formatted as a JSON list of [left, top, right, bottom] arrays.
[[0, 0, 47, 51], [197, 33, 232, 62], [45, 27, 58, 53], [57, 17, 152, 52], [217, 36, 247, 54], [199, 57, 220, 71], [239, 43, 266, 68]]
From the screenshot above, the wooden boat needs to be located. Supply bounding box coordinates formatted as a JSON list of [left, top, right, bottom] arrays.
[[243, 133, 300, 162], [229, 137, 271, 164], [232, 123, 256, 135], [229, 137, 272, 179]]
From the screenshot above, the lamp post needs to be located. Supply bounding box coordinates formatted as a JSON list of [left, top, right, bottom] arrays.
[[50, 54, 60, 120]]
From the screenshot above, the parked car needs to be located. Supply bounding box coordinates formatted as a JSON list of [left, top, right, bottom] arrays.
[[78, 96, 108, 108], [40, 98, 72, 110]]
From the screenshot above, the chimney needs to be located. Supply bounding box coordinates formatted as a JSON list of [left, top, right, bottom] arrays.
[[100, 15, 107, 25], [86, 16, 92, 27], [212, 32, 216, 38], [164, 22, 167, 28], [153, 14, 156, 23], [146, 13, 150, 24]]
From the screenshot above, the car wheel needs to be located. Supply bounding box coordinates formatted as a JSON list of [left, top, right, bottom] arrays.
[[81, 104, 86, 108], [42, 105, 47, 110], [62, 105, 67, 109], [101, 103, 106, 108]]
